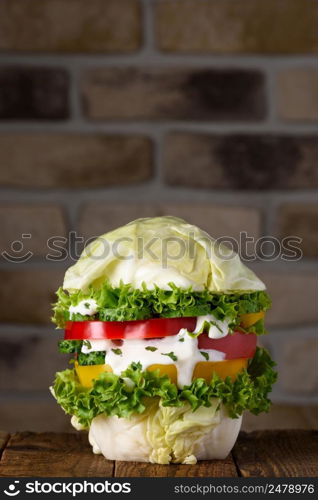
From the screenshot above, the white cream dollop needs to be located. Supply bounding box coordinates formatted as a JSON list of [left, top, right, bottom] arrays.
[[194, 315, 230, 339], [69, 299, 98, 317]]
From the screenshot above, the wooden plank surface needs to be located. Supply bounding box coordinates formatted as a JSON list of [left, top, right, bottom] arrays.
[[233, 430, 318, 477], [0, 430, 317, 477], [0, 432, 114, 477], [115, 455, 237, 477]]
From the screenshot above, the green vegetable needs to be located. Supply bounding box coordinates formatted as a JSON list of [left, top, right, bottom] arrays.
[[162, 352, 178, 362], [58, 340, 105, 366], [58, 340, 82, 354], [51, 347, 277, 427], [62, 216, 265, 294], [111, 348, 122, 356], [52, 287, 98, 327], [200, 351, 209, 361], [145, 346, 158, 352], [52, 281, 271, 333], [77, 351, 106, 366]]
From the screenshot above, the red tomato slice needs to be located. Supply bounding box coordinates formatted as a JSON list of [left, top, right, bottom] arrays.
[[198, 331, 257, 360], [65, 317, 197, 341]]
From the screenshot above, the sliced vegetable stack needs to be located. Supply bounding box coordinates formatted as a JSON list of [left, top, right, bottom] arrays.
[[55, 285, 268, 388], [50, 216, 277, 464]]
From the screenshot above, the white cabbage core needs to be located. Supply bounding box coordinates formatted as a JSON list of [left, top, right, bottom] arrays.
[[80, 402, 242, 464]]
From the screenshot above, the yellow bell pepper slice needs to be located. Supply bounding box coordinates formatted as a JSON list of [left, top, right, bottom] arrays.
[[75, 361, 112, 388], [192, 358, 248, 382], [75, 358, 248, 388], [239, 310, 265, 328]]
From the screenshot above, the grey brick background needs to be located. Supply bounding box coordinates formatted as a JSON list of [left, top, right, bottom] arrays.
[[0, 0, 318, 432]]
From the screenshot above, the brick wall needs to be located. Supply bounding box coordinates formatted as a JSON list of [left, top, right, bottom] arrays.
[[1, 0, 318, 432]]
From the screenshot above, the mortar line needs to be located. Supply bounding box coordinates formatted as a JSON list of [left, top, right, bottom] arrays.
[[264, 65, 278, 125], [68, 65, 83, 122], [1, 53, 318, 67], [141, 0, 156, 53], [152, 128, 165, 185], [1, 187, 318, 204], [1, 120, 318, 134]]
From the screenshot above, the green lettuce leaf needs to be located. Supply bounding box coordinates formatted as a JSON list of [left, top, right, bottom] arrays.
[[58, 340, 82, 354], [52, 282, 271, 334], [77, 351, 106, 366], [51, 347, 277, 427], [58, 340, 106, 366]]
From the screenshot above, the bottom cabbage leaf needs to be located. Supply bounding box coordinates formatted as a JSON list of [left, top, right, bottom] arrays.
[[86, 398, 221, 464]]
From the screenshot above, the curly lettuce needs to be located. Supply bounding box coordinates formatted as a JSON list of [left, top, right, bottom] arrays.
[[51, 347, 277, 428], [58, 340, 106, 366], [52, 282, 271, 334]]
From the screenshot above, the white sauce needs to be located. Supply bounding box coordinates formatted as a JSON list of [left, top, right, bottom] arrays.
[[194, 315, 229, 339], [69, 299, 98, 317], [81, 328, 225, 388]]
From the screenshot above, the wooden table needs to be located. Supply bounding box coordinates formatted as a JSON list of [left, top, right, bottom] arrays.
[[0, 430, 317, 477]]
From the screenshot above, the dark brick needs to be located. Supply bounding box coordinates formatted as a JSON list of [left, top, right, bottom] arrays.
[[0, 0, 142, 53], [258, 271, 318, 326], [158, 203, 261, 242], [79, 202, 261, 243], [0, 67, 69, 120], [278, 204, 318, 258], [164, 134, 318, 190], [277, 69, 318, 121], [215, 136, 301, 189], [79, 203, 158, 239], [0, 334, 68, 391], [0, 134, 153, 188], [281, 339, 318, 393], [156, 0, 318, 54], [0, 204, 67, 258], [82, 68, 266, 120], [184, 70, 266, 120], [0, 269, 65, 324]]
